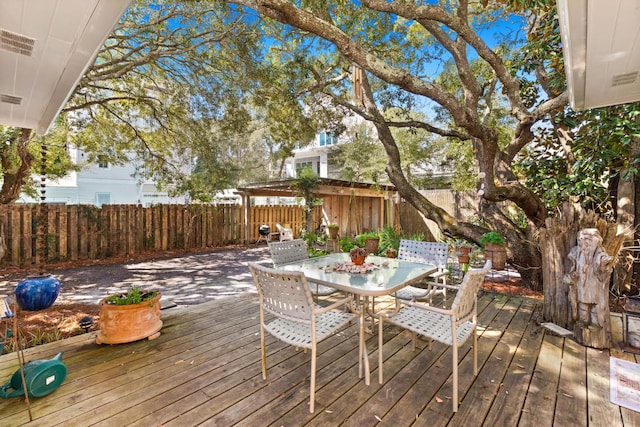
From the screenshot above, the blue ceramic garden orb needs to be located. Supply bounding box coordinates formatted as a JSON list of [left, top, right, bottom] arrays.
[[14, 276, 61, 311]]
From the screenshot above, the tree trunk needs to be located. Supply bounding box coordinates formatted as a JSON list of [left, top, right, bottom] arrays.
[[613, 132, 640, 295], [0, 128, 34, 204], [540, 203, 577, 327]]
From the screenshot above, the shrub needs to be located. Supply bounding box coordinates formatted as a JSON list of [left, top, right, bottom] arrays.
[[105, 286, 158, 306], [480, 231, 505, 246]]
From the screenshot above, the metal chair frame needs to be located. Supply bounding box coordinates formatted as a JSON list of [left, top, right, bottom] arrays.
[[248, 262, 356, 413], [268, 239, 337, 299], [394, 240, 450, 303], [378, 260, 491, 412]]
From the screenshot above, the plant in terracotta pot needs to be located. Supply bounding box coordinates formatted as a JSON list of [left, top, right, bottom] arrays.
[[356, 230, 380, 255], [327, 223, 339, 240], [96, 286, 163, 345], [480, 231, 506, 270], [379, 226, 401, 258], [349, 247, 368, 265], [456, 245, 471, 264]]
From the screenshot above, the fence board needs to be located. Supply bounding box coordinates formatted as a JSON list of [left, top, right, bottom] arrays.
[[59, 207, 68, 261], [2, 204, 333, 267]]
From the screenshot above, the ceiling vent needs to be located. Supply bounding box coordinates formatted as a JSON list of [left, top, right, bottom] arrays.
[[0, 28, 36, 56], [612, 71, 638, 87], [1, 94, 22, 105]]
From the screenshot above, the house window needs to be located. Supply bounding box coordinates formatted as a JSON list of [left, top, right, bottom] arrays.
[[96, 193, 111, 207], [319, 132, 338, 146], [296, 161, 313, 175], [97, 155, 108, 168]]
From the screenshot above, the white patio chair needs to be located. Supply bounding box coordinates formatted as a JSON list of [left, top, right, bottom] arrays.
[[248, 262, 356, 413], [378, 260, 491, 412], [393, 240, 450, 303], [268, 239, 338, 300], [276, 223, 294, 241]]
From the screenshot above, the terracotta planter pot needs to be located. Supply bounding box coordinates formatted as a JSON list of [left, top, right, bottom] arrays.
[[458, 254, 470, 264], [328, 227, 339, 240], [352, 255, 366, 265], [484, 244, 506, 270], [456, 246, 471, 264], [96, 292, 163, 344], [364, 238, 380, 255]]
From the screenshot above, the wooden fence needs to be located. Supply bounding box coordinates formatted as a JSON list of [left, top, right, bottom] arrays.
[[0, 190, 472, 268], [0, 204, 306, 268]]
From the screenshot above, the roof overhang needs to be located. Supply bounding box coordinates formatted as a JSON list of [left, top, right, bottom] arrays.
[[557, 0, 640, 111], [0, 0, 132, 134]]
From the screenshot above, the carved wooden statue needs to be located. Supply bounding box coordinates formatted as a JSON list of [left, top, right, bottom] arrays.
[[564, 228, 614, 348]]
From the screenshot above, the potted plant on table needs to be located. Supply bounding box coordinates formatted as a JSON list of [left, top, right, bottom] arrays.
[[96, 286, 163, 345], [480, 231, 506, 270], [349, 247, 368, 265]]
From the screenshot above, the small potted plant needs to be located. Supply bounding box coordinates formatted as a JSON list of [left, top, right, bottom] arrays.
[[327, 223, 339, 240], [349, 247, 368, 265], [356, 230, 380, 255], [480, 231, 506, 270], [96, 286, 163, 345], [457, 246, 471, 264]]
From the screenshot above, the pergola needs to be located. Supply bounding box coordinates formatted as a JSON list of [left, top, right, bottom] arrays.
[[238, 178, 399, 242]]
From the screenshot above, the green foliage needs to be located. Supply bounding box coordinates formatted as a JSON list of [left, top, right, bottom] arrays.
[[378, 226, 402, 254], [480, 231, 505, 246], [290, 167, 322, 233], [27, 327, 63, 347], [327, 222, 339, 229], [106, 287, 158, 306], [308, 248, 329, 258], [331, 122, 388, 183], [339, 235, 357, 252], [355, 230, 380, 247], [302, 231, 318, 250]]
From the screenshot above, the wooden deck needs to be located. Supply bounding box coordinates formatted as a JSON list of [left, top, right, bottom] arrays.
[[1, 291, 639, 426]]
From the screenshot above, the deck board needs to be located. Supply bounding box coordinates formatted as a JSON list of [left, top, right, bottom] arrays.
[[0, 291, 637, 426]]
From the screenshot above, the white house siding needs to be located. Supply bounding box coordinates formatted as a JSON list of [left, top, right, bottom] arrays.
[[17, 148, 186, 206]]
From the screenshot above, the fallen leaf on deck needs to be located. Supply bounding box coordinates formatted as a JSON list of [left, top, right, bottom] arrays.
[[175, 360, 184, 364], [436, 396, 443, 403], [375, 415, 382, 422]]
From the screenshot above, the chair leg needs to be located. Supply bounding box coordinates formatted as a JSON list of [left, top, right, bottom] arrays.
[[310, 343, 317, 413], [452, 344, 458, 412], [260, 325, 267, 380], [378, 316, 384, 384], [473, 326, 478, 376]]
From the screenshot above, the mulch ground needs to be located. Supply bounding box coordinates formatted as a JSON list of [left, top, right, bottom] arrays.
[[1, 304, 100, 353]]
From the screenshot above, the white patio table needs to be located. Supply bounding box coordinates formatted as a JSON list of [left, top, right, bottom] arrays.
[[277, 252, 436, 385]]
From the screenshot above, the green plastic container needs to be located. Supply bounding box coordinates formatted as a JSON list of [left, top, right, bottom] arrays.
[[0, 352, 66, 399]]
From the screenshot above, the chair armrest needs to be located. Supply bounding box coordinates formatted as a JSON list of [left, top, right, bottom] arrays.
[[424, 282, 459, 291], [429, 270, 448, 279], [314, 296, 353, 314], [402, 300, 456, 316]]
